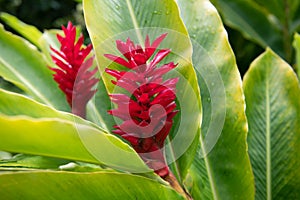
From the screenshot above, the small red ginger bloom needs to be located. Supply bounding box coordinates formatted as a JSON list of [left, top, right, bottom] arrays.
[[105, 33, 179, 177], [50, 22, 98, 118]]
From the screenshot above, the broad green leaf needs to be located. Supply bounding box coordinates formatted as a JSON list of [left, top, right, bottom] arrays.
[[0, 12, 60, 66], [0, 89, 100, 130], [0, 12, 43, 48], [0, 25, 69, 111], [243, 49, 300, 200], [0, 90, 148, 172], [210, 0, 284, 58], [0, 171, 184, 200], [0, 115, 149, 172], [0, 89, 147, 172], [293, 33, 300, 80], [84, 0, 201, 182], [177, 0, 255, 199]]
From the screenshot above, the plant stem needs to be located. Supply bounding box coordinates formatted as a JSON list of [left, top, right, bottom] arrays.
[[164, 172, 193, 200]]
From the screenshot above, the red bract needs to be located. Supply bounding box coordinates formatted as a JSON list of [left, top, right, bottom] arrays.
[[50, 22, 98, 118], [105, 34, 178, 177]]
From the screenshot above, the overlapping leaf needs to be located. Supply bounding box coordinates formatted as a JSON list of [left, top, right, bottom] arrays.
[[177, 0, 255, 199], [0, 89, 148, 172], [0, 171, 184, 200]]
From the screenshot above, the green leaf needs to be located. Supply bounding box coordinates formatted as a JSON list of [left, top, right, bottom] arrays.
[[0, 89, 148, 172], [83, 0, 201, 181], [210, 0, 284, 58], [0, 25, 69, 111], [0, 12, 43, 48], [0, 115, 149, 172], [0, 171, 184, 200], [293, 33, 300, 80], [0, 154, 69, 169], [243, 48, 300, 200], [176, 0, 255, 199], [0, 89, 99, 130]]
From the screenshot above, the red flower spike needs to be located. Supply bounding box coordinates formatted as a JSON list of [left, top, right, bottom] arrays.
[[50, 21, 98, 118], [105, 34, 178, 178]]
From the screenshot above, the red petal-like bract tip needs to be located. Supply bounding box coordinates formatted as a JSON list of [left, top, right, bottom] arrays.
[[105, 33, 179, 177], [50, 21, 98, 118]]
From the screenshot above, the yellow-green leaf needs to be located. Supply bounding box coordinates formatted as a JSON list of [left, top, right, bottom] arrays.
[[177, 0, 255, 199], [244, 48, 300, 199]]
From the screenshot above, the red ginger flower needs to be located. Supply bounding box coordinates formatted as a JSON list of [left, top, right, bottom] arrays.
[[105, 33, 178, 177], [50, 22, 98, 118]]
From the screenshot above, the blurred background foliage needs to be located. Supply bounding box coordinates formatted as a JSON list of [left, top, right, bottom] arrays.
[[0, 0, 79, 29], [0, 0, 299, 78]]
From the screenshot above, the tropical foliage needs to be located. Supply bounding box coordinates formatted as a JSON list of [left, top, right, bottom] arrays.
[[0, 0, 299, 199]]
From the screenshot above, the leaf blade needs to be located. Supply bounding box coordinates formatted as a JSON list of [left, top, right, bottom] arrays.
[[0, 171, 184, 200], [0, 88, 148, 172], [177, 0, 255, 199], [243, 48, 300, 199], [0, 115, 148, 172], [0, 25, 69, 111], [0, 12, 43, 48]]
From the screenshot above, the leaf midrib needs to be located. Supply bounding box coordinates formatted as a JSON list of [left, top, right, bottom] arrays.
[[125, 0, 144, 46], [265, 69, 271, 200], [200, 134, 219, 200]]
